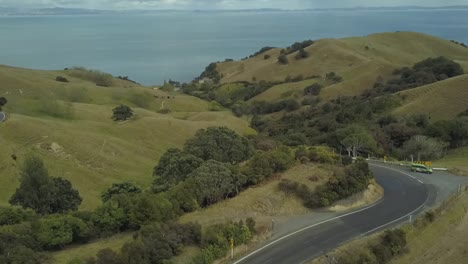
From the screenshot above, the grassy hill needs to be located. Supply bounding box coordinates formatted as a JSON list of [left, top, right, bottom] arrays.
[[393, 74, 468, 120], [0, 65, 254, 210], [216, 32, 468, 101]]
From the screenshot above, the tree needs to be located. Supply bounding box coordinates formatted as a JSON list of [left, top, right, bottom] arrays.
[[0, 97, 7, 111], [337, 126, 377, 157], [35, 215, 88, 249], [188, 160, 236, 206], [9, 156, 82, 214], [112, 105, 133, 121], [9, 156, 53, 214], [184, 127, 253, 164], [49, 177, 82, 213], [277, 54, 289, 65], [101, 182, 141, 203], [303, 83, 322, 96], [92, 203, 127, 235], [402, 135, 448, 160], [152, 149, 203, 193], [295, 48, 309, 60]]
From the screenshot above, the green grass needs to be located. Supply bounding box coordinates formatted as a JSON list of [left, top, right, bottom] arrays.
[[393, 74, 468, 120], [434, 146, 468, 176], [391, 192, 468, 264], [249, 78, 322, 102], [216, 32, 468, 100], [0, 65, 254, 210]]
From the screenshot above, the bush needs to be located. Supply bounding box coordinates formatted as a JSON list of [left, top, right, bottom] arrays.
[[68, 67, 114, 87], [303, 83, 322, 96], [56, 76, 69, 82], [112, 105, 133, 121], [295, 48, 309, 60], [278, 54, 289, 65], [0, 207, 35, 226], [264, 54, 271, 60]]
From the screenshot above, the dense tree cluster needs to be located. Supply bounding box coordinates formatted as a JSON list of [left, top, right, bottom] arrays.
[[198, 63, 221, 84], [9, 156, 82, 215], [249, 46, 275, 58], [372, 57, 464, 94], [285, 40, 314, 55], [279, 159, 373, 207]]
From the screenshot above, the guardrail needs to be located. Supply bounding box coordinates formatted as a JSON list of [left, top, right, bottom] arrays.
[[367, 158, 448, 171]]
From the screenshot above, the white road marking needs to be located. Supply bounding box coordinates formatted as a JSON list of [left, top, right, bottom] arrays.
[[233, 163, 428, 264], [232, 199, 385, 264]]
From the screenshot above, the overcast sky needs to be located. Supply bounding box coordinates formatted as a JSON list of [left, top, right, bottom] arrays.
[[2, 0, 468, 10]]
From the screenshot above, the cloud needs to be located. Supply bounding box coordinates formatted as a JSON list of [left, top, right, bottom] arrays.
[[1, 0, 467, 10]]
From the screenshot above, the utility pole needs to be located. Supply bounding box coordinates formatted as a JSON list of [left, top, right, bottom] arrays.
[[230, 238, 234, 259]]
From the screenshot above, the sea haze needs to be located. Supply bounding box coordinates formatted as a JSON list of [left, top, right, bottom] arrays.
[[1, 9, 468, 85]]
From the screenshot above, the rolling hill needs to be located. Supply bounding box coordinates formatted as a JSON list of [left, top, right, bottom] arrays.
[[0, 65, 254, 210], [393, 74, 468, 120], [215, 32, 468, 101]]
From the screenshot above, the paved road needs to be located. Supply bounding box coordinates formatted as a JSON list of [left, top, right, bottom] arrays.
[[234, 164, 431, 264], [0, 111, 5, 122]]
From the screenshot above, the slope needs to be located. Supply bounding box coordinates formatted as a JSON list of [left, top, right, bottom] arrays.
[[393, 74, 468, 120], [0, 65, 254, 210], [216, 32, 468, 101]]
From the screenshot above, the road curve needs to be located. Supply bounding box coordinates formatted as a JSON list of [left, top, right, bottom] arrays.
[[234, 164, 429, 264]]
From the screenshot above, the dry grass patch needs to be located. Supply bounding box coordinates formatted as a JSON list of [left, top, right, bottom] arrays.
[[179, 164, 332, 230]]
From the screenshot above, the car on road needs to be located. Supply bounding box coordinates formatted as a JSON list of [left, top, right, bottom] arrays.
[[411, 163, 433, 174]]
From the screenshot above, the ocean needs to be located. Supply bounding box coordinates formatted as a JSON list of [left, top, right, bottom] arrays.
[[1, 10, 468, 85]]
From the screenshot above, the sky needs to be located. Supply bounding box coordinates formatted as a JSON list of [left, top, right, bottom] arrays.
[[1, 0, 468, 10]]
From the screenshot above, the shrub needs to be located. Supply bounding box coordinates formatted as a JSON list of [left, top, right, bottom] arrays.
[[264, 54, 271, 60], [112, 105, 133, 121], [303, 83, 322, 96], [0, 207, 35, 226], [68, 67, 113, 87], [278, 54, 289, 65], [56, 76, 69, 82], [295, 48, 309, 60]]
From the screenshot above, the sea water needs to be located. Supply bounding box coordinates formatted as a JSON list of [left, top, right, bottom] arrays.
[[1, 10, 467, 85]]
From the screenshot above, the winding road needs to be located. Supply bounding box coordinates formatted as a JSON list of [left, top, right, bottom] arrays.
[[234, 163, 444, 264]]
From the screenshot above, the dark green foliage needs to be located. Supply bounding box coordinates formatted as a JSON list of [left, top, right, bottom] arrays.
[[286, 40, 314, 55], [55, 76, 69, 82], [295, 48, 309, 60], [426, 117, 468, 148], [277, 54, 289, 65], [120, 222, 201, 264], [152, 149, 203, 193], [264, 54, 271, 60], [187, 160, 238, 206], [9, 156, 52, 215], [9, 156, 80, 215], [249, 47, 275, 58], [0, 239, 49, 264], [244, 147, 295, 184], [371, 229, 407, 264], [280, 160, 373, 208], [374, 57, 464, 94], [34, 214, 89, 249], [199, 63, 221, 84], [184, 127, 253, 164], [325, 72, 343, 83], [303, 83, 322, 96], [126, 194, 175, 227], [341, 155, 353, 166], [250, 99, 300, 114], [101, 182, 141, 203], [112, 105, 133, 121], [0, 96, 6, 111], [91, 203, 127, 236], [193, 220, 254, 264], [48, 177, 82, 214], [0, 207, 35, 226]]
